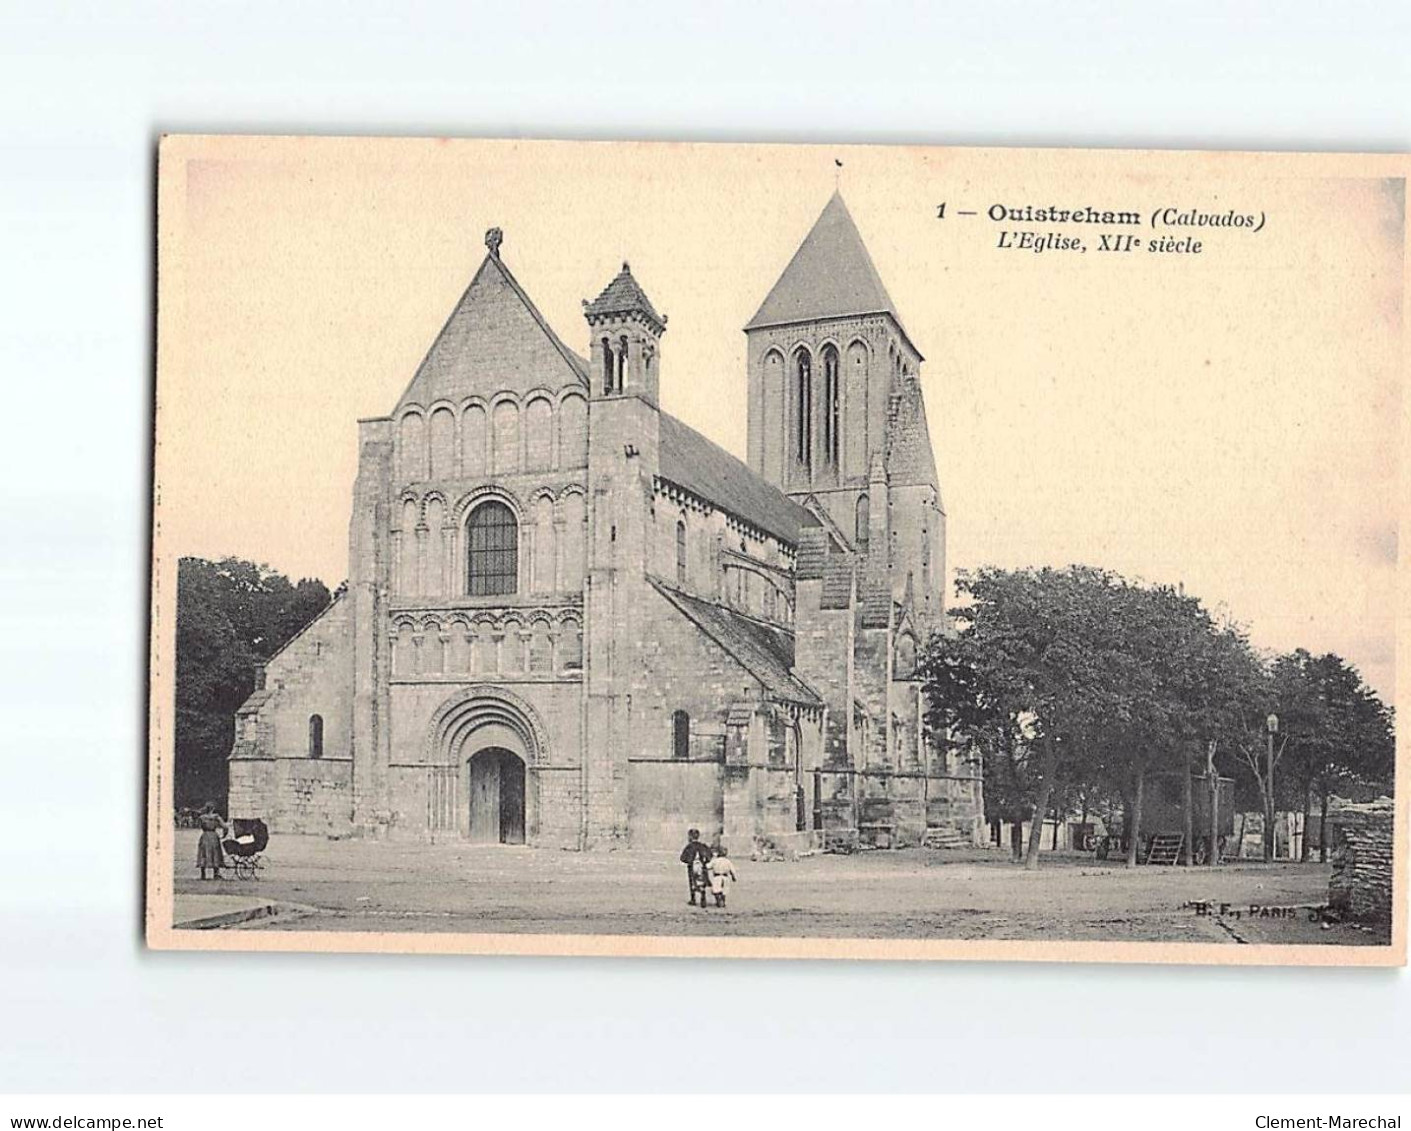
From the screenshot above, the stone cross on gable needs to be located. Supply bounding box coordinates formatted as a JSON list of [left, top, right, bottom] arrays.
[[485, 227, 504, 258]]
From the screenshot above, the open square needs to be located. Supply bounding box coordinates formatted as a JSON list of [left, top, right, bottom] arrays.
[[170, 830, 1381, 947]]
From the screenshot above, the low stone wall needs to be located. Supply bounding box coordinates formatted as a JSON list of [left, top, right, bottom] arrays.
[[228, 756, 353, 835], [816, 768, 983, 849], [1328, 798, 1395, 924]]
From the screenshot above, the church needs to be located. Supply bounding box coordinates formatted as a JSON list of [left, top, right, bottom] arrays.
[[228, 192, 984, 851]]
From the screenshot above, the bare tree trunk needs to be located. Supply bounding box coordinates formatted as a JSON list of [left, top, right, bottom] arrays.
[[1009, 819, 1024, 862], [1300, 777, 1312, 863], [1319, 787, 1330, 865], [1208, 766, 1219, 867], [1180, 747, 1194, 867], [1024, 783, 1052, 869], [1051, 805, 1061, 850], [1125, 765, 1145, 868], [1024, 739, 1059, 870]]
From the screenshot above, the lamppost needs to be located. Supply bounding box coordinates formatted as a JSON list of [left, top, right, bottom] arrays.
[[1265, 713, 1279, 863]]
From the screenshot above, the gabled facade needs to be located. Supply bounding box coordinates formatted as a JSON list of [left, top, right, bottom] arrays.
[[229, 198, 982, 850]]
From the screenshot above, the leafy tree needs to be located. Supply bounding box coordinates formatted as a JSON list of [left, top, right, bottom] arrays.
[[922, 566, 1267, 869], [1271, 650, 1394, 862], [922, 566, 1158, 869], [174, 557, 331, 808]]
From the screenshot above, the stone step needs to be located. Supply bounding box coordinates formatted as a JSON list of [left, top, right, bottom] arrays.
[[921, 826, 970, 850]]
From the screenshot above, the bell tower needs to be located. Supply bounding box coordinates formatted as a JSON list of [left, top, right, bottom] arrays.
[[743, 192, 946, 630], [584, 262, 666, 404], [578, 261, 668, 845]]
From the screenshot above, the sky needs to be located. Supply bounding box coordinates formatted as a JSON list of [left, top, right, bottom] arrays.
[[157, 137, 1404, 700]]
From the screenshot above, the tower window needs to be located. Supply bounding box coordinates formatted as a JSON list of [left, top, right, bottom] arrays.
[[855, 493, 870, 551], [467, 500, 518, 596], [672, 709, 690, 759], [308, 714, 324, 759], [822, 345, 840, 468], [675, 520, 687, 585], [618, 335, 629, 392], [601, 337, 612, 394], [794, 348, 813, 470]]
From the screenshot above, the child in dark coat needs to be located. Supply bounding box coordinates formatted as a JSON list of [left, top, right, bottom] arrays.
[[679, 828, 712, 908]]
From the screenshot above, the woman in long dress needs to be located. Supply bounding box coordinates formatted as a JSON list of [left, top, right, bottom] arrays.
[[196, 803, 226, 880]]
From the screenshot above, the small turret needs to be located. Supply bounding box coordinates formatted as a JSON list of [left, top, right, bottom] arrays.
[[583, 262, 666, 404]]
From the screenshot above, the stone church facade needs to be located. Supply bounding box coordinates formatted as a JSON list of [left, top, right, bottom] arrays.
[[228, 194, 984, 850]]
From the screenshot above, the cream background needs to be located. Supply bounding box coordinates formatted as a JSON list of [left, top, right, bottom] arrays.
[[4, 0, 1410, 1097], [163, 138, 1402, 698]]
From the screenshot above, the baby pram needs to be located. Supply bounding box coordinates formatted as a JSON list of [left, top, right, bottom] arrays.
[[220, 818, 269, 880]]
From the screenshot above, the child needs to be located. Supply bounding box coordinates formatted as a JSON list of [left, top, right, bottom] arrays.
[[707, 844, 738, 907], [679, 828, 712, 908]]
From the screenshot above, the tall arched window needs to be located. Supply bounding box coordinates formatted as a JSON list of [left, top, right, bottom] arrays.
[[675, 520, 687, 585], [308, 714, 324, 759], [821, 345, 840, 468], [855, 493, 870, 551], [529, 619, 552, 673], [467, 501, 518, 596], [672, 709, 690, 760], [601, 337, 613, 393], [559, 619, 582, 671], [793, 348, 812, 470], [618, 335, 630, 391]]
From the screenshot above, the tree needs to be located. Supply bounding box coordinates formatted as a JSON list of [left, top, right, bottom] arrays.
[[921, 566, 1149, 870], [1272, 651, 1395, 862], [922, 566, 1265, 869], [175, 557, 331, 808]]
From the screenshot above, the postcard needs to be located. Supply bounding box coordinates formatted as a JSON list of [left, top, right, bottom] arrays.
[[147, 136, 1406, 963]]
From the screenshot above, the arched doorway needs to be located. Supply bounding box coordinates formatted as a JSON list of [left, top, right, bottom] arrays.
[[466, 747, 526, 844], [429, 686, 546, 844]]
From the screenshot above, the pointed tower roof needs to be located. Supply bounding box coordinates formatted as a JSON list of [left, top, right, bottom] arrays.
[[746, 192, 918, 355], [584, 261, 666, 331]]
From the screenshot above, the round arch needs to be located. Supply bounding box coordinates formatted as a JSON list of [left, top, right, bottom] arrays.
[[427, 686, 549, 844], [427, 684, 549, 765]]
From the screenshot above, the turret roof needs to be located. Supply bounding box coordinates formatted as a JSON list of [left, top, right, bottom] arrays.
[[584, 261, 665, 329]]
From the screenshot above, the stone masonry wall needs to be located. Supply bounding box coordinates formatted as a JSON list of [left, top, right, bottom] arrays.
[[275, 759, 353, 834], [228, 596, 355, 834], [1329, 798, 1395, 924]]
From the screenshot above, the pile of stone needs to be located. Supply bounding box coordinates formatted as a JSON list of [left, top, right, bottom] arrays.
[[1327, 797, 1395, 924]]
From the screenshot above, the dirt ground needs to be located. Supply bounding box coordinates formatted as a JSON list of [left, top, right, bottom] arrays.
[[169, 829, 1387, 945]]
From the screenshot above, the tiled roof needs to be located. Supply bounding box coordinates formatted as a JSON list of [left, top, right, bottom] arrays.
[[794, 526, 829, 580], [658, 412, 817, 546], [650, 579, 821, 706], [745, 192, 919, 357], [234, 689, 274, 716], [584, 262, 665, 329], [820, 554, 855, 610], [861, 581, 893, 629]]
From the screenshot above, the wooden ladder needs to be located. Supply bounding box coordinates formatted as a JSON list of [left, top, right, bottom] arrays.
[[1145, 833, 1184, 865]]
